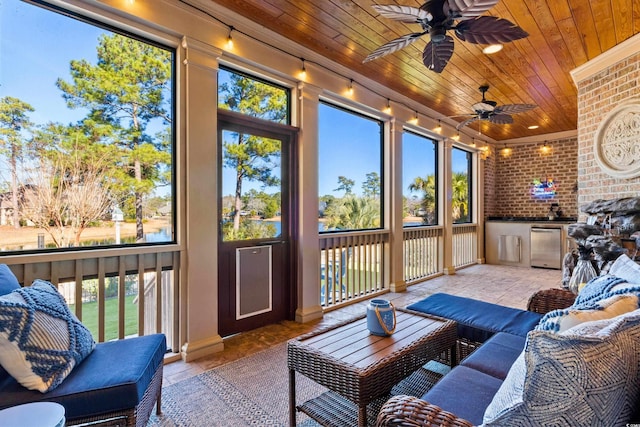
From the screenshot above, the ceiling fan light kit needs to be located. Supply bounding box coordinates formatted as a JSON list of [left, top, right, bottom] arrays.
[[482, 43, 503, 54], [364, 0, 529, 73]]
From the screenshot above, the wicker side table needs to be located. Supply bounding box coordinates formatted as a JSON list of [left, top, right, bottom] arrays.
[[287, 309, 457, 427]]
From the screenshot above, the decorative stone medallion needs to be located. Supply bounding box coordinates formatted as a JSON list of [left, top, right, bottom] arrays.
[[594, 100, 640, 178]]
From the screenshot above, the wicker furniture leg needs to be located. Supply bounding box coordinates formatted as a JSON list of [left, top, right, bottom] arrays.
[[289, 368, 296, 427], [358, 403, 367, 427]]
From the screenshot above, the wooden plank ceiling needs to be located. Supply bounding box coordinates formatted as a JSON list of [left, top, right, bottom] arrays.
[[207, 0, 640, 141]]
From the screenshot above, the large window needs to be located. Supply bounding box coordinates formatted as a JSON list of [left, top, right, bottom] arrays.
[[452, 147, 472, 223], [0, 0, 175, 253], [403, 131, 438, 226], [318, 102, 383, 232]]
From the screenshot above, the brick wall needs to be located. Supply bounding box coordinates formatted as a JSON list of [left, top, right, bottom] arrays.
[[575, 51, 640, 219], [484, 138, 578, 219], [482, 146, 496, 217]]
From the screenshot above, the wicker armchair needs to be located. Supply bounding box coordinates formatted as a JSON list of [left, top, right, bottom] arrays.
[[376, 395, 473, 427], [376, 288, 577, 427], [526, 287, 576, 314]]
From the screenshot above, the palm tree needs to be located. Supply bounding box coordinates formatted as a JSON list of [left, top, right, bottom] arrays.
[[325, 195, 380, 230], [408, 174, 436, 224], [452, 172, 469, 222]]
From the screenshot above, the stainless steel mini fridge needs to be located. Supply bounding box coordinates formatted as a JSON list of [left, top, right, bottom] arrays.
[[530, 226, 562, 269]]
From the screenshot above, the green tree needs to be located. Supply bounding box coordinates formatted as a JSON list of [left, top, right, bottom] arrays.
[[56, 34, 172, 241], [222, 218, 276, 240], [218, 72, 286, 238], [362, 172, 380, 198], [243, 189, 265, 216], [0, 96, 34, 229], [408, 174, 436, 224], [324, 195, 380, 230], [257, 191, 280, 219], [452, 171, 469, 222], [319, 194, 336, 219], [334, 176, 355, 195]]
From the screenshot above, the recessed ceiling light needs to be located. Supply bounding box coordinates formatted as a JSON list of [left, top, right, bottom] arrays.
[[527, 125, 539, 130], [483, 44, 503, 54]]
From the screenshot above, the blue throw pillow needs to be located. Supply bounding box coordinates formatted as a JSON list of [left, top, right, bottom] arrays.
[[0, 264, 20, 296], [0, 280, 95, 392], [573, 275, 630, 307]]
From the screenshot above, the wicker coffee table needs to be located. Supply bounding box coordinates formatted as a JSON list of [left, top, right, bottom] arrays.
[[287, 308, 457, 427]]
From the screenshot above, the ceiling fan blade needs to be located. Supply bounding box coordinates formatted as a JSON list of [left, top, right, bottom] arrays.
[[494, 103, 537, 114], [455, 16, 528, 44], [447, 113, 477, 118], [422, 35, 454, 73], [488, 113, 514, 125], [444, 0, 498, 20], [372, 5, 433, 23], [364, 32, 426, 62], [456, 116, 480, 130]]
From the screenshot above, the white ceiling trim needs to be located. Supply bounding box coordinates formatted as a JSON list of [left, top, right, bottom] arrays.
[[499, 129, 578, 145], [571, 32, 640, 85]]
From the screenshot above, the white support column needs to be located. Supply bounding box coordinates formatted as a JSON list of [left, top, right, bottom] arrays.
[[388, 119, 407, 293], [441, 139, 455, 275], [295, 82, 324, 323], [179, 37, 224, 361]]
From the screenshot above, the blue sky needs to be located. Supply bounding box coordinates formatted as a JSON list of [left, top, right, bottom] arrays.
[[319, 103, 384, 197], [0, 0, 100, 125]]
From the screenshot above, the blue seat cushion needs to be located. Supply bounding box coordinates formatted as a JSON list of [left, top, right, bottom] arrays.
[[421, 365, 503, 425], [0, 265, 20, 296], [0, 333, 166, 420], [460, 332, 524, 380], [407, 293, 543, 342]]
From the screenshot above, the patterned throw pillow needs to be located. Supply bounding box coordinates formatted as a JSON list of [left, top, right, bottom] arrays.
[[0, 280, 95, 392], [482, 309, 640, 426], [0, 264, 20, 296], [609, 254, 640, 284], [574, 275, 630, 306]]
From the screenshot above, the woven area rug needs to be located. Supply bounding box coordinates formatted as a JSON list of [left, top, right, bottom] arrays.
[[148, 342, 447, 427]]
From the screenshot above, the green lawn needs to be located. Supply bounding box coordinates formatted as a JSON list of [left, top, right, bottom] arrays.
[[70, 295, 138, 341]]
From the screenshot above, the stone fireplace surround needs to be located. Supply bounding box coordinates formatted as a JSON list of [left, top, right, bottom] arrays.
[[565, 197, 640, 288]]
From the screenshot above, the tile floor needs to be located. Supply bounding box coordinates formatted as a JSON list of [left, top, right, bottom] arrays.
[[162, 264, 562, 386]]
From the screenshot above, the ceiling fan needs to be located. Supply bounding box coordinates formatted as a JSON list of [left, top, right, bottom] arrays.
[[454, 85, 537, 130], [364, 0, 528, 73]]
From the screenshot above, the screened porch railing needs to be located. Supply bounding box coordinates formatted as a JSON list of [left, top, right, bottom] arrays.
[[3, 246, 180, 353], [452, 223, 478, 268], [403, 226, 443, 284], [319, 230, 389, 310]]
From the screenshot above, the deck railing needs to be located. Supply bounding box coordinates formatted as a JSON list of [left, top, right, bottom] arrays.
[[319, 230, 389, 309], [3, 245, 180, 353], [403, 226, 443, 284], [452, 223, 478, 268]]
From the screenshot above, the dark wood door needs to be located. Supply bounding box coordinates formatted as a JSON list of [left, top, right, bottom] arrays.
[[218, 109, 298, 337]]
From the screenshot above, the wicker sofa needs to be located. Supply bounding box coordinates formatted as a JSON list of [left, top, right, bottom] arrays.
[[377, 256, 640, 426], [0, 264, 165, 427]]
